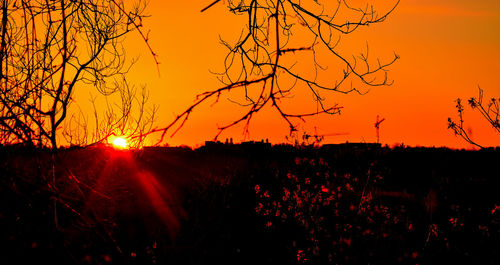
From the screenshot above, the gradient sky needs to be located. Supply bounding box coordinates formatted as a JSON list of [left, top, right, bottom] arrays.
[[80, 0, 500, 148]]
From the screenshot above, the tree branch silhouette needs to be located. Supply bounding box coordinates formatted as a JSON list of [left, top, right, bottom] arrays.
[[448, 87, 499, 148], [155, 0, 400, 144], [0, 0, 158, 150]]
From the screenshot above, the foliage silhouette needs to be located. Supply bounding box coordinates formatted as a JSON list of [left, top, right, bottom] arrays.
[[2, 144, 499, 264]]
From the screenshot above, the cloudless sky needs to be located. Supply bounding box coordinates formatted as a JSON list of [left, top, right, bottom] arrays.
[[79, 0, 500, 148]]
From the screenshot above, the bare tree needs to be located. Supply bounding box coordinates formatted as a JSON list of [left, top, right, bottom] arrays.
[[62, 76, 158, 148], [448, 87, 499, 148], [0, 0, 158, 150], [156, 0, 400, 143]]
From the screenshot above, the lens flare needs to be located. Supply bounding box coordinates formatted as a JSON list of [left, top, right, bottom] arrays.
[[112, 137, 128, 149]]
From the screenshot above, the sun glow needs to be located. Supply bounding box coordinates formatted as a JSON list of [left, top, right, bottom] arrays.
[[111, 136, 128, 149]]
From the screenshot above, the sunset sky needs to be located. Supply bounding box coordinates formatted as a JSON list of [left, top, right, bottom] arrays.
[[89, 0, 500, 148]]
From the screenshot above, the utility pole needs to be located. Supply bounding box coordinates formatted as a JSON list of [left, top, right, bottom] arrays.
[[375, 115, 385, 144]]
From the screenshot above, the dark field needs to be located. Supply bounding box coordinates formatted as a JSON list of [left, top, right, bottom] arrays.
[[1, 143, 499, 264]]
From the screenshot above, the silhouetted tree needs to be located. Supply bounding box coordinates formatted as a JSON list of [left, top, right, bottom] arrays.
[[157, 0, 400, 142], [62, 77, 158, 148], [0, 0, 158, 150], [448, 87, 499, 148]]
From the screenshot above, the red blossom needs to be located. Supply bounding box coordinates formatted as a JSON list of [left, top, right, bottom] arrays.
[[492, 205, 500, 214]]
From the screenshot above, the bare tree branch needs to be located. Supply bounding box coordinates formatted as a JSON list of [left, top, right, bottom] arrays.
[[155, 0, 400, 143], [0, 0, 157, 149], [448, 87, 499, 148]]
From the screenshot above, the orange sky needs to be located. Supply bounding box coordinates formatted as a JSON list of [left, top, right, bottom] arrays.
[[81, 0, 500, 148]]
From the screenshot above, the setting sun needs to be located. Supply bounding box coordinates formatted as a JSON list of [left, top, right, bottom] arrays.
[[112, 137, 128, 149]]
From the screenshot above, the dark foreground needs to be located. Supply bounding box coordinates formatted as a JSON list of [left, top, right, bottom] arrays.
[[1, 143, 499, 264]]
